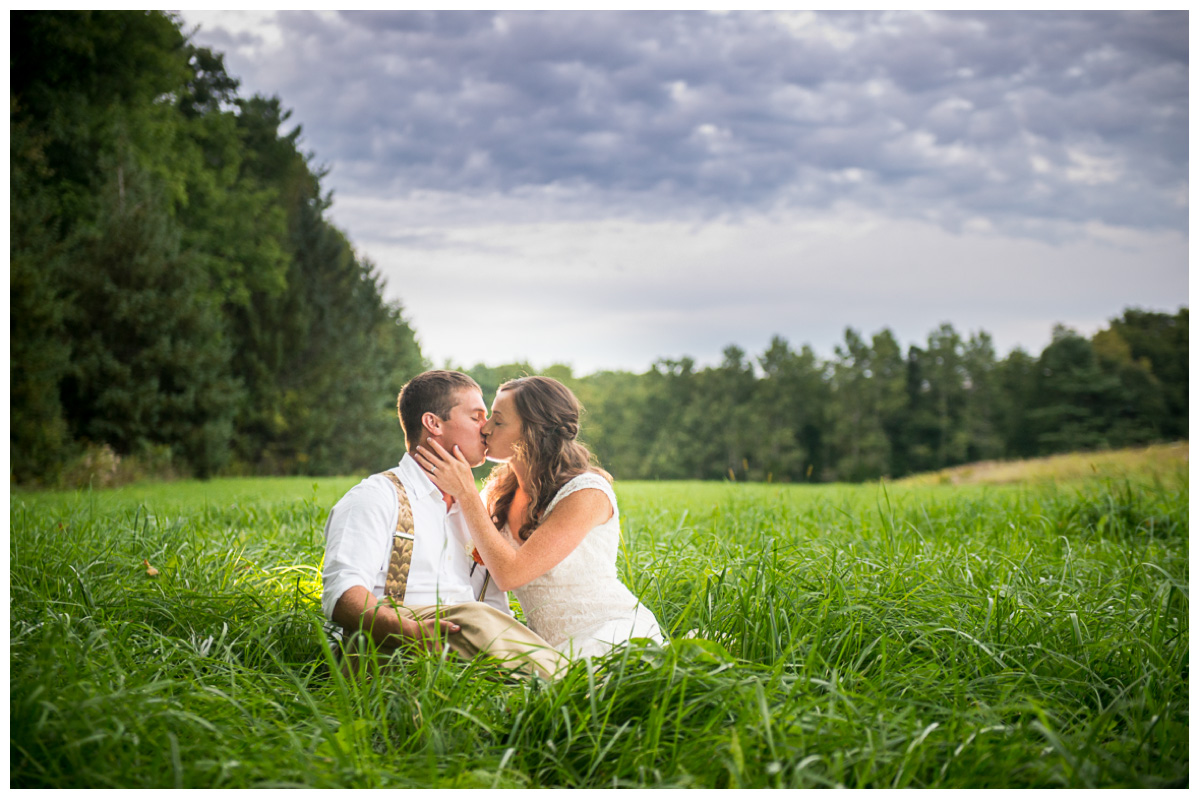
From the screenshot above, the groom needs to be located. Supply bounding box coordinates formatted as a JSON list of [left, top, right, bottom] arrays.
[[321, 369, 564, 679]]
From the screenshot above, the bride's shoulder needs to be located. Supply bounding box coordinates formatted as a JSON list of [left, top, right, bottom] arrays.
[[549, 470, 617, 516], [561, 469, 614, 493]]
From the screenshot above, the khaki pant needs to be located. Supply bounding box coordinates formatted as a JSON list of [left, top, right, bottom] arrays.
[[340, 601, 567, 681]]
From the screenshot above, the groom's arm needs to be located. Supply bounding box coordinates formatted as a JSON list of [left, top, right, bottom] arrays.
[[322, 479, 458, 651], [332, 586, 459, 651]]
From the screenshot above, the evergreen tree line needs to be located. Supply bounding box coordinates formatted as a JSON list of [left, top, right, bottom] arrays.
[[11, 11, 425, 485], [462, 308, 1188, 483]]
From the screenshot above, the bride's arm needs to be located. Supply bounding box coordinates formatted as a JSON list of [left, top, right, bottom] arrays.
[[414, 441, 611, 590]]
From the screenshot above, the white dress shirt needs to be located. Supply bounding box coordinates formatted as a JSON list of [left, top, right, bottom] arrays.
[[321, 453, 510, 621]]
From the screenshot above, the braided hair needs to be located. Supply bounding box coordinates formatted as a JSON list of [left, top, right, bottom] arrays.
[[482, 376, 611, 541]]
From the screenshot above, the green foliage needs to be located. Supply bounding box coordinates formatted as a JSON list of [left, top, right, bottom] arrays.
[[831, 328, 900, 481], [960, 332, 1004, 462], [60, 153, 239, 477], [1102, 308, 1186, 440], [9, 11, 192, 221], [501, 311, 1185, 485], [756, 336, 828, 479], [10, 11, 426, 485], [1030, 327, 1123, 453], [10, 108, 73, 483], [994, 348, 1039, 459], [10, 467, 1188, 787], [571, 368, 656, 479]]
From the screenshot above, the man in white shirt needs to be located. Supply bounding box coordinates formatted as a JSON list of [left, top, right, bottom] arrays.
[[322, 370, 564, 679]]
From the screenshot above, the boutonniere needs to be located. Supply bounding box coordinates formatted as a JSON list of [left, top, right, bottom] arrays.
[[465, 540, 491, 600]]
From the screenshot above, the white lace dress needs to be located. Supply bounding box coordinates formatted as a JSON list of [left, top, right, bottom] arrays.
[[504, 472, 663, 659]]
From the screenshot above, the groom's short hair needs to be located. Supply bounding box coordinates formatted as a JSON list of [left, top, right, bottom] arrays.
[[397, 370, 482, 448]]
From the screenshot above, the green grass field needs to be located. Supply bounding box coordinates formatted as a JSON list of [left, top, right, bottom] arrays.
[[10, 458, 1188, 788]]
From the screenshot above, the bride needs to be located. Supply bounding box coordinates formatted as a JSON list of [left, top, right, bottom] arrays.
[[414, 375, 663, 659]]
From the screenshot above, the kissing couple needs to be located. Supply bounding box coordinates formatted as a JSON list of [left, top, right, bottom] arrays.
[[322, 370, 663, 678]]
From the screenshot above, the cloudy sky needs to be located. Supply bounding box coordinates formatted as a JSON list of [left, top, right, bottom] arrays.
[[179, 10, 1188, 374]]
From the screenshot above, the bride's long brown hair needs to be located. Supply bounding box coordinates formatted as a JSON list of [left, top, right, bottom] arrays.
[[483, 376, 611, 542]]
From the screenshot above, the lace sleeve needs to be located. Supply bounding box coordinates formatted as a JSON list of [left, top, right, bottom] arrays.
[[545, 472, 618, 520]]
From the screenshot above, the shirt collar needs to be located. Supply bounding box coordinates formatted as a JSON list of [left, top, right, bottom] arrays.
[[397, 452, 443, 503]]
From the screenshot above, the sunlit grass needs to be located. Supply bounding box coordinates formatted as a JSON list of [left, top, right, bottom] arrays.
[[10, 459, 1188, 787], [892, 441, 1188, 487]]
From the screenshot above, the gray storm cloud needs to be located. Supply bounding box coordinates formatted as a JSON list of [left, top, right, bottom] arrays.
[[191, 10, 1189, 236]]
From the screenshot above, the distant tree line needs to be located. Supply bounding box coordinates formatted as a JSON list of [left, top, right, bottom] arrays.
[[11, 11, 425, 485], [464, 308, 1188, 483]]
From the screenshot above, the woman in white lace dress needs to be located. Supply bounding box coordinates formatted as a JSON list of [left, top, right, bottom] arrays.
[[414, 376, 663, 659]]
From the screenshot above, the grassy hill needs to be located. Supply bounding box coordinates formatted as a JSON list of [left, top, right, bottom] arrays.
[[892, 442, 1188, 487]]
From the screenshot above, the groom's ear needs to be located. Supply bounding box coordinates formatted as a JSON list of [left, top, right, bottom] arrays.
[[421, 411, 443, 437]]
